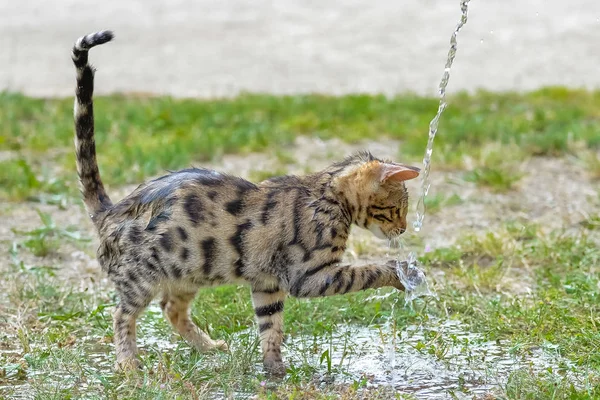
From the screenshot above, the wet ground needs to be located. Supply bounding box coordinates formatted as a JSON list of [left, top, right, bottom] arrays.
[[288, 320, 581, 398], [2, 314, 581, 399], [1, 136, 599, 398]]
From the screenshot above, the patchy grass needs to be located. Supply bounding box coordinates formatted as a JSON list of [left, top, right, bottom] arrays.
[[0, 158, 74, 202], [10, 210, 90, 257], [581, 214, 600, 230], [2, 209, 600, 398], [462, 143, 526, 192], [463, 167, 523, 192], [432, 231, 600, 376], [504, 370, 599, 400], [423, 193, 462, 214], [1, 87, 600, 398], [1, 87, 600, 199], [580, 150, 600, 180]]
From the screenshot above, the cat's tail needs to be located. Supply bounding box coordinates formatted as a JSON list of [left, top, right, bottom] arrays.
[[72, 30, 114, 220]]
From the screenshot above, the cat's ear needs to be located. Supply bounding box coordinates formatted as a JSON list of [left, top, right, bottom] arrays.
[[379, 163, 420, 183]]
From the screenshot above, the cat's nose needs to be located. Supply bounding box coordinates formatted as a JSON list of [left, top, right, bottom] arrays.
[[400, 228, 406, 234]]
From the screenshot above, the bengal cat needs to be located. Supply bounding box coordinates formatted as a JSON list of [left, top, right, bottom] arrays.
[[72, 30, 420, 375]]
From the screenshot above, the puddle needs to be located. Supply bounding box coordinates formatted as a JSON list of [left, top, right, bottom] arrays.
[[286, 320, 580, 399], [1, 308, 583, 399], [0, 304, 178, 398]]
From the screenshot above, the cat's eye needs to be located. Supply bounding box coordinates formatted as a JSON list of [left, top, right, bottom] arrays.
[[373, 214, 393, 223]]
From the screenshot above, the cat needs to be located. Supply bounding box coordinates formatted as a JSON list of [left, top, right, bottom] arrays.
[[72, 30, 420, 376]]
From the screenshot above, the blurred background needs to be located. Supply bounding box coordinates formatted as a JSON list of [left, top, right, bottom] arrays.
[[2, 1, 600, 399], [1, 0, 599, 98]]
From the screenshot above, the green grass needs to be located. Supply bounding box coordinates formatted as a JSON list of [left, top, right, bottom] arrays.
[[1, 87, 600, 200], [2, 87, 600, 398], [10, 210, 89, 257], [423, 193, 462, 214], [2, 214, 600, 398], [581, 214, 600, 230], [462, 143, 527, 192], [0, 158, 74, 201], [429, 227, 600, 370]]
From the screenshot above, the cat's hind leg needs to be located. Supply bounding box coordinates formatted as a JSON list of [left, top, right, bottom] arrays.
[[160, 289, 228, 352], [113, 283, 155, 371]]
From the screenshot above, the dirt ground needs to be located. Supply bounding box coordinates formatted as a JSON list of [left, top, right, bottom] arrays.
[[1, 0, 600, 98], [1, 137, 597, 291], [2, 3, 600, 397]]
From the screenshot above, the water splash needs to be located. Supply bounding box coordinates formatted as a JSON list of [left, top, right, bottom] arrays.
[[413, 0, 470, 233], [395, 259, 435, 303], [284, 322, 583, 399], [387, 238, 436, 304]]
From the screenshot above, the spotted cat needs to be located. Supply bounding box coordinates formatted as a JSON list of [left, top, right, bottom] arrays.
[[72, 30, 420, 375]]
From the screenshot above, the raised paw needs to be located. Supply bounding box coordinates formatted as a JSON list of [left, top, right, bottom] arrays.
[[384, 260, 406, 291]]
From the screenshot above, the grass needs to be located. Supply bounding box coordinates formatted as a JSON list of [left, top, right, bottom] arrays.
[[1, 87, 600, 200], [2, 214, 600, 398], [580, 150, 600, 180], [0, 158, 73, 202], [462, 143, 527, 192], [423, 193, 462, 214], [581, 214, 600, 230], [1, 87, 600, 398], [10, 210, 89, 257]]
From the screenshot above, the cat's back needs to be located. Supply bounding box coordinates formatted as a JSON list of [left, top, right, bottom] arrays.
[[95, 168, 261, 268], [110, 167, 261, 226]]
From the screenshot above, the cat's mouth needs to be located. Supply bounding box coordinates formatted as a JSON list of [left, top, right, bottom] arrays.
[[387, 230, 404, 240], [368, 225, 388, 240], [391, 227, 406, 237], [369, 225, 405, 240]]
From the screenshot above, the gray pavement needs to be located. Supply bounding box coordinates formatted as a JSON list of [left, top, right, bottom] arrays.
[[1, 0, 599, 98]]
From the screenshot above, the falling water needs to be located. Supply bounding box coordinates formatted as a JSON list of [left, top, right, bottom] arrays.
[[387, 0, 471, 385], [394, 0, 470, 303], [413, 0, 471, 234]]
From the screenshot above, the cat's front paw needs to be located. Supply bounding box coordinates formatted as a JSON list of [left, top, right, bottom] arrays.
[[384, 260, 406, 291], [264, 358, 287, 377]]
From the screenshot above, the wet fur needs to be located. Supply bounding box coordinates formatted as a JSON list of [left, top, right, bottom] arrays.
[[72, 30, 420, 375]]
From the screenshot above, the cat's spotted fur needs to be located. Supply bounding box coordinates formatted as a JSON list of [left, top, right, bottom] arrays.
[[72, 31, 420, 375]]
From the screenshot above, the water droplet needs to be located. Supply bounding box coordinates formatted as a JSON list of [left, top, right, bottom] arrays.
[[490, 30, 494, 35], [480, 38, 484, 44], [535, 12, 539, 17]]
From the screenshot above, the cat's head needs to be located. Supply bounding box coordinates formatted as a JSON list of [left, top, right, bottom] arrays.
[[330, 151, 420, 239]]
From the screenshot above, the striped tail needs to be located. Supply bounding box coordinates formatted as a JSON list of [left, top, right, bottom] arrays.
[[72, 31, 114, 222]]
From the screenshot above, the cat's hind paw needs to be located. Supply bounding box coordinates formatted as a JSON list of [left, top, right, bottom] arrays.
[[264, 359, 287, 377], [115, 357, 142, 373]]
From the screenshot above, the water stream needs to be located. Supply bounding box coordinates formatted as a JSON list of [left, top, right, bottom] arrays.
[[387, 0, 471, 390], [392, 0, 471, 304], [413, 0, 471, 234]]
